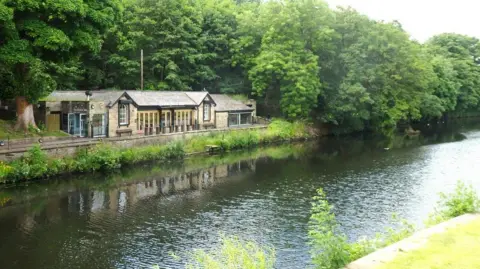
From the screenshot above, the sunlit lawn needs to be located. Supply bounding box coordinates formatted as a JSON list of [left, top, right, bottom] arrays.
[[377, 216, 480, 269], [0, 120, 68, 140]]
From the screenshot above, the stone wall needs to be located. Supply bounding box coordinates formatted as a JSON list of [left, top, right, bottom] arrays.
[[215, 112, 229, 128], [0, 125, 267, 161], [108, 99, 137, 137], [107, 125, 266, 150], [197, 101, 215, 127]]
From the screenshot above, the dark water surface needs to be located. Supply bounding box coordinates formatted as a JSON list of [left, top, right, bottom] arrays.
[[1, 123, 480, 269]]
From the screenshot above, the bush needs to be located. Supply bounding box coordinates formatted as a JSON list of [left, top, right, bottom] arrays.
[[75, 144, 121, 172], [1, 121, 310, 183], [184, 235, 275, 269], [309, 189, 415, 269], [5, 144, 49, 181], [426, 181, 480, 226], [0, 162, 13, 183]]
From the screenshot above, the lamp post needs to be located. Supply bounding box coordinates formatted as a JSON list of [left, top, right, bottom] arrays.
[[85, 90, 92, 101]]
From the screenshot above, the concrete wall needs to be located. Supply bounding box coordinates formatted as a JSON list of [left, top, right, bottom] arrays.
[[215, 111, 229, 128], [108, 98, 137, 137]]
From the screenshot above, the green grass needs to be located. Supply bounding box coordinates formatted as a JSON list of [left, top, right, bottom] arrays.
[[0, 119, 314, 183], [184, 235, 275, 269], [0, 119, 69, 139], [184, 119, 312, 153], [376, 216, 480, 269]]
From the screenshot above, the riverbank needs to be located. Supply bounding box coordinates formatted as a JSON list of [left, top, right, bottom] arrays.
[[0, 119, 315, 184], [344, 213, 480, 269], [375, 214, 480, 269]]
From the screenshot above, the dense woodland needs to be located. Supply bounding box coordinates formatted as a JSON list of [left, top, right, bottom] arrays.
[[1, 0, 480, 133]]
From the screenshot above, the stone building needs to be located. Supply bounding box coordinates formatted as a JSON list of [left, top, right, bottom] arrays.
[[210, 94, 256, 128], [39, 90, 256, 137]]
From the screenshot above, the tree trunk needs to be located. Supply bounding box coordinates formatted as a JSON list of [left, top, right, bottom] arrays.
[[15, 96, 37, 131]]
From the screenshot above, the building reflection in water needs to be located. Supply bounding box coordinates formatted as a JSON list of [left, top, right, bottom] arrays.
[[10, 158, 257, 232]]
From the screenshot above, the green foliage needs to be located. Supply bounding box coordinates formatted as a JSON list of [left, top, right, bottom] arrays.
[[7, 144, 48, 180], [426, 181, 480, 226], [184, 119, 312, 152], [309, 189, 415, 269], [427, 34, 480, 113], [0, 121, 307, 183], [184, 235, 275, 269], [0, 141, 185, 183], [3, 0, 480, 132], [0, 0, 122, 102]]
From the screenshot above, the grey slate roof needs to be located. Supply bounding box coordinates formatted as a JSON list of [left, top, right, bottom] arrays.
[[185, 92, 208, 105], [210, 94, 254, 112], [125, 91, 197, 107], [42, 90, 124, 105], [44, 90, 249, 111]]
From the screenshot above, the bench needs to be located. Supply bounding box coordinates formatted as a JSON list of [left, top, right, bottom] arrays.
[[205, 145, 222, 154], [116, 129, 133, 137]]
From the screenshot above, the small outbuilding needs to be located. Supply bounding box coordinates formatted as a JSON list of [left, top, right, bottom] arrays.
[[210, 94, 256, 128]]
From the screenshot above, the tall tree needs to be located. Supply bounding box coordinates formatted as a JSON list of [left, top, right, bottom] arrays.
[[427, 34, 480, 113], [0, 0, 121, 130], [318, 8, 437, 133], [111, 0, 214, 91], [245, 0, 333, 118]]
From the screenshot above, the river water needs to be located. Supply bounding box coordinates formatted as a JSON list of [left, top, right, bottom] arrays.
[[1, 122, 480, 269]]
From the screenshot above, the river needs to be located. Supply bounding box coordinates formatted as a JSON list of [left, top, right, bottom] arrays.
[[1, 122, 480, 269]]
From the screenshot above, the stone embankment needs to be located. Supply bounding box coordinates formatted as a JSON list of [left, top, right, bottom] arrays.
[[0, 125, 267, 161]]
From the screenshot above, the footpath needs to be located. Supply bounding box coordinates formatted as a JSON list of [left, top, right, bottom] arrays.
[[0, 137, 99, 155]]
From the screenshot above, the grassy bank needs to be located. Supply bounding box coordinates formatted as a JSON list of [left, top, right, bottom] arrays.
[[0, 119, 69, 139], [0, 119, 314, 183], [307, 181, 480, 269], [377, 216, 480, 269]]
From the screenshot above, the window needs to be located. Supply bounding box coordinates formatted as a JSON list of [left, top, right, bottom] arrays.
[[119, 104, 129, 125], [228, 113, 239, 126], [203, 103, 210, 121], [240, 113, 251, 125]]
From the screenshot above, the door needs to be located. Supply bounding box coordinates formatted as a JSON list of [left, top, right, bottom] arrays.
[[68, 113, 76, 135], [92, 114, 106, 137], [46, 114, 60, 132], [80, 114, 88, 137]]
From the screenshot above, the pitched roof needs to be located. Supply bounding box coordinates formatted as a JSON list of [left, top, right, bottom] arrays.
[[42, 90, 124, 105], [125, 91, 197, 107], [210, 94, 254, 112], [185, 92, 208, 105]]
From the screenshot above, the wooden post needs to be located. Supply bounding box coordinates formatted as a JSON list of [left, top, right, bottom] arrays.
[[140, 49, 144, 91]]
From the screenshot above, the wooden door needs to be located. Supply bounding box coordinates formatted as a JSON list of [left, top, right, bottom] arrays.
[[46, 114, 60, 132]]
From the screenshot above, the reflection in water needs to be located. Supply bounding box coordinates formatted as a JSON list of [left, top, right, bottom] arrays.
[[1, 122, 480, 269]]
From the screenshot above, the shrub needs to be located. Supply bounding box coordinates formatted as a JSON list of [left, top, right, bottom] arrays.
[[1, 121, 310, 183], [75, 144, 121, 172], [5, 144, 49, 181], [309, 189, 351, 269], [426, 181, 480, 226], [309, 189, 415, 269], [161, 142, 185, 160], [0, 162, 13, 183], [184, 235, 275, 269]]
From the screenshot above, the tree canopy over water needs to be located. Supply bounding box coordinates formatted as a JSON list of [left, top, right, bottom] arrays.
[[2, 0, 480, 132]]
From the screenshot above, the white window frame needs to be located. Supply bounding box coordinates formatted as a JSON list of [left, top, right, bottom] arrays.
[[119, 104, 129, 125], [203, 103, 210, 121]]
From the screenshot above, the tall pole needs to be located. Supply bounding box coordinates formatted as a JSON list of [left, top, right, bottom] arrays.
[[140, 49, 144, 90]]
